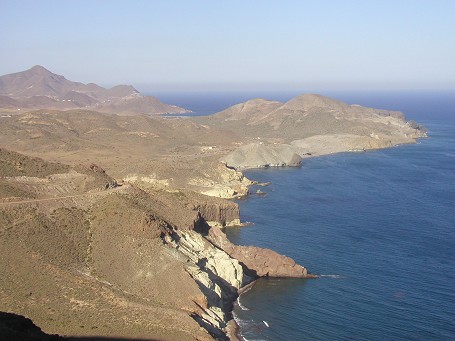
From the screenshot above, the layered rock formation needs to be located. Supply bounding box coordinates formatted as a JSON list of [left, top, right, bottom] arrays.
[[162, 210, 312, 339], [204, 223, 310, 279], [193, 201, 241, 227], [0, 149, 313, 340]]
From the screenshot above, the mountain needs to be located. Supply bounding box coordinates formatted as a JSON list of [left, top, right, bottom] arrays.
[[197, 93, 418, 139], [195, 93, 427, 168], [0, 66, 188, 114]]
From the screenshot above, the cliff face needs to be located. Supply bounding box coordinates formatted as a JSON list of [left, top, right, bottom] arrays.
[[205, 223, 310, 278], [221, 143, 302, 169], [194, 202, 241, 227], [0, 156, 311, 341], [156, 203, 313, 339]]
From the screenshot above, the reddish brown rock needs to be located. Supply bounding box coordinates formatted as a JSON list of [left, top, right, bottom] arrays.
[[206, 225, 312, 278]]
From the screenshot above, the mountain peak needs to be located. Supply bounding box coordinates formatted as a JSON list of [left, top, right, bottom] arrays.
[[30, 65, 47, 70], [0, 66, 188, 114], [29, 65, 52, 74], [282, 93, 348, 111]]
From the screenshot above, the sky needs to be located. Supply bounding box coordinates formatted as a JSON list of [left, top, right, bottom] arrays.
[[1, 0, 455, 92]]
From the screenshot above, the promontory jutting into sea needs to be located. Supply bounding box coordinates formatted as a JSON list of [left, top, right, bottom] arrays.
[[226, 93, 455, 340], [5, 65, 455, 341]]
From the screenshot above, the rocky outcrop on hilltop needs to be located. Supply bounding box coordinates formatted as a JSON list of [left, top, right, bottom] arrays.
[[0, 150, 118, 201], [187, 162, 252, 199], [0, 66, 188, 114]]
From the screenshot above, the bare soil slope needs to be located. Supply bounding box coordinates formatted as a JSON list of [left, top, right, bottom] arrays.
[[197, 93, 424, 141], [0, 151, 237, 340]]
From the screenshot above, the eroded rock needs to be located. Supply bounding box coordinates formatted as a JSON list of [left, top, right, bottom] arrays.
[[206, 224, 310, 278]]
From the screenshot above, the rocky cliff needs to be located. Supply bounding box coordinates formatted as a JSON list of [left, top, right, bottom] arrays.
[[0, 83, 429, 340], [158, 202, 313, 339], [221, 143, 302, 169], [193, 202, 241, 227], [204, 223, 310, 278], [0, 151, 313, 340]]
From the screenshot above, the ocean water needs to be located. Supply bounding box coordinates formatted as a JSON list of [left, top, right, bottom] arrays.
[[224, 96, 455, 340], [156, 90, 455, 340]]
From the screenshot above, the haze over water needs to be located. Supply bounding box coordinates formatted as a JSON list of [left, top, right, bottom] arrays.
[[208, 91, 455, 340]]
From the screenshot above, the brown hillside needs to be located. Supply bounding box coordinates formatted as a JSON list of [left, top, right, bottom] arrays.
[[0, 66, 188, 114]]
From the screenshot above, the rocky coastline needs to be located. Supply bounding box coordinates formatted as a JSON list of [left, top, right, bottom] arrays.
[[197, 131, 427, 340], [0, 136, 427, 341], [0, 69, 429, 340], [160, 193, 315, 340]]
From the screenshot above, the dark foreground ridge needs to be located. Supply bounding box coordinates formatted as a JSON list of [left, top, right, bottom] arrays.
[[0, 311, 159, 341]]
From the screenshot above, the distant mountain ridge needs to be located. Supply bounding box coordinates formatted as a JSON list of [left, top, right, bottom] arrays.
[[0, 66, 188, 114]]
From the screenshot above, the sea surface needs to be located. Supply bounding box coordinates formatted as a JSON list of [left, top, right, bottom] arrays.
[[155, 91, 455, 340]]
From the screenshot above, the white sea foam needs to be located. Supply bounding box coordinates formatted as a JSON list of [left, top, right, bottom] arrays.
[[237, 296, 250, 310], [233, 312, 253, 341], [319, 274, 344, 279]]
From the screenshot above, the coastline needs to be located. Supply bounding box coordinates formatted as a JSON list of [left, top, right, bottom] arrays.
[[0, 88, 430, 340], [223, 136, 428, 340], [217, 120, 455, 340], [229, 137, 427, 172], [228, 280, 257, 341]]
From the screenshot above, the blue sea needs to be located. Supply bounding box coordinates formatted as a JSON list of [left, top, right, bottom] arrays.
[[155, 91, 455, 340]]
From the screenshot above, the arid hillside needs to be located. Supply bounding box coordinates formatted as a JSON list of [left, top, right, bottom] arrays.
[[0, 110, 249, 198], [0, 150, 224, 340], [197, 93, 424, 141], [0, 89, 426, 340], [0, 147, 312, 340], [0, 66, 188, 114], [195, 94, 427, 168]]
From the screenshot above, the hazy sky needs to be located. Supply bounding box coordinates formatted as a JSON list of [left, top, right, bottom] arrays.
[[1, 0, 454, 92]]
